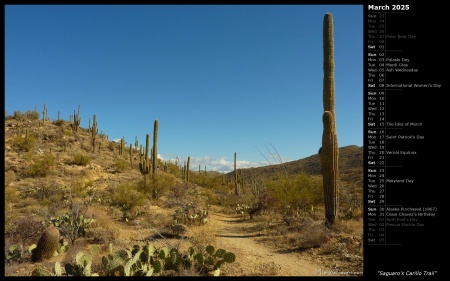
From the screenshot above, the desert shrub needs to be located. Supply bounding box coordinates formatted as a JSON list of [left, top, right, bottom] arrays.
[[13, 110, 25, 120], [63, 129, 73, 137], [12, 195, 39, 209], [267, 173, 323, 218], [53, 119, 65, 126], [85, 227, 115, 244], [22, 180, 60, 202], [189, 223, 218, 254], [71, 153, 91, 166], [107, 141, 116, 152], [72, 181, 94, 199], [114, 158, 129, 173], [139, 173, 175, 200], [5, 184, 19, 210], [84, 206, 119, 243], [45, 193, 70, 217], [160, 183, 187, 205], [297, 223, 329, 249], [27, 154, 55, 177], [11, 134, 38, 152], [5, 170, 16, 187], [199, 187, 220, 206], [5, 217, 46, 247], [324, 224, 363, 258], [111, 183, 146, 220], [25, 110, 40, 120]]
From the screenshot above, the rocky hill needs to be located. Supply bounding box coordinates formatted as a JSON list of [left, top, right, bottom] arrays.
[[229, 145, 363, 189]]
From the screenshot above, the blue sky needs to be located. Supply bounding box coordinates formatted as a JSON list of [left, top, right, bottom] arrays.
[[5, 4, 363, 172]]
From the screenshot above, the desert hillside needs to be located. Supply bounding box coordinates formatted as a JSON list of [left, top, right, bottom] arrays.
[[4, 111, 363, 276]]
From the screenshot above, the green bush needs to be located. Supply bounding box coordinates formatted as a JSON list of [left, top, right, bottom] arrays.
[[13, 110, 25, 120], [63, 129, 73, 137], [111, 183, 146, 219], [267, 172, 323, 214], [71, 153, 91, 166], [27, 154, 55, 177], [138, 173, 175, 200], [11, 135, 37, 152], [70, 180, 94, 198], [114, 159, 129, 173], [25, 110, 40, 120], [53, 119, 65, 127]]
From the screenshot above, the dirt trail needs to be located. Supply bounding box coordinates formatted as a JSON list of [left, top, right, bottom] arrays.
[[209, 212, 333, 276]]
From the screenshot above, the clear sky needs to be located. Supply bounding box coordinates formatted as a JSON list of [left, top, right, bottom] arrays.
[[5, 4, 363, 172]]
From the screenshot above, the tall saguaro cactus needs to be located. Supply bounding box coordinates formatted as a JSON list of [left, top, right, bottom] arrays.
[[319, 13, 339, 226], [135, 136, 138, 152], [234, 152, 239, 196], [91, 114, 98, 153], [152, 119, 159, 176], [186, 156, 191, 184], [129, 144, 133, 168], [42, 104, 47, 122], [139, 134, 151, 187]]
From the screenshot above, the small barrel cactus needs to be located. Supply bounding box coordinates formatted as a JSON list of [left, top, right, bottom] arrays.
[[31, 226, 61, 262]]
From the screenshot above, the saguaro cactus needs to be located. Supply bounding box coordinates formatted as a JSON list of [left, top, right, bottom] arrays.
[[234, 152, 238, 196], [139, 134, 151, 187], [152, 119, 159, 176], [186, 156, 191, 184], [42, 104, 47, 122], [135, 136, 138, 152], [319, 13, 339, 226], [91, 114, 98, 153], [129, 144, 133, 168], [71, 105, 81, 132]]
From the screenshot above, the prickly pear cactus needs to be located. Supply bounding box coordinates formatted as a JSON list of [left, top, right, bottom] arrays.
[[31, 226, 61, 262]]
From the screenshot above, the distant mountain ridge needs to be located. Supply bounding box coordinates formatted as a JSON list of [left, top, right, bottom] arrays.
[[228, 145, 363, 187]]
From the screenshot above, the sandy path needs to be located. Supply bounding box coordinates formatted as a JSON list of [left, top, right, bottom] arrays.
[[209, 212, 333, 276]]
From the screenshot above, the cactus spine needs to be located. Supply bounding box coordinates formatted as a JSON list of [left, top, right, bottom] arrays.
[[319, 13, 339, 226], [152, 119, 158, 176], [31, 226, 61, 262]]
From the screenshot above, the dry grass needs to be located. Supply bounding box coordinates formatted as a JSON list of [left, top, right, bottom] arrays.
[[187, 223, 218, 254]]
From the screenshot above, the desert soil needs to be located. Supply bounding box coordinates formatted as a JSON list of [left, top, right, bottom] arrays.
[[208, 212, 336, 277]]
